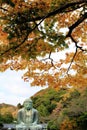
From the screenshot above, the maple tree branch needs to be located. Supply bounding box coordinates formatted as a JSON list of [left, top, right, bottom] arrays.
[[12, 5, 87, 55], [0, 1, 86, 23], [0, 0, 87, 58], [66, 34, 87, 74], [66, 12, 87, 37], [62, 3, 86, 13], [29, 0, 87, 21], [0, 19, 44, 56], [66, 47, 78, 75], [40, 51, 57, 68]]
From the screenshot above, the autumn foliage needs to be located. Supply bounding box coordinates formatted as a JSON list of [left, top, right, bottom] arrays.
[[0, 1, 87, 129], [0, 0, 86, 90]]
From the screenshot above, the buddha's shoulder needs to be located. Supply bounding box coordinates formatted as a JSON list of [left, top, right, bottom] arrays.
[[32, 108, 38, 113]]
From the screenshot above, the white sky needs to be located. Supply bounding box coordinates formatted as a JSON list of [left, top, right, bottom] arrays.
[[0, 25, 76, 106], [0, 69, 43, 106], [0, 43, 75, 106]]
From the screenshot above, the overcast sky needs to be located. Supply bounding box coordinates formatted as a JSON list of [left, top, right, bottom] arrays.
[[0, 41, 75, 106], [0, 69, 43, 106]]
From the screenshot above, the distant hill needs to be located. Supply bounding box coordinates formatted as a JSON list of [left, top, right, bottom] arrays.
[[0, 103, 17, 118], [31, 87, 87, 130], [0, 87, 87, 130]]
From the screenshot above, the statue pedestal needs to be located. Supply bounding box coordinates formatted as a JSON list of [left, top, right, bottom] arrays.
[[6, 123, 47, 130], [16, 123, 47, 130]]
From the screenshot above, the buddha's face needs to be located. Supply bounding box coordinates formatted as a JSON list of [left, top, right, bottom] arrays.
[[24, 101, 33, 110]]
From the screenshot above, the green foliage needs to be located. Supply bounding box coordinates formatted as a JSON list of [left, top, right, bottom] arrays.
[[63, 91, 87, 118], [70, 89, 80, 99], [40, 19, 68, 49], [0, 113, 14, 123], [62, 89, 80, 108], [32, 88, 66, 117], [76, 112, 87, 130], [47, 120, 58, 130], [0, 114, 4, 123], [47, 103, 57, 113], [37, 104, 49, 117], [57, 88, 87, 130], [32, 88, 87, 130]]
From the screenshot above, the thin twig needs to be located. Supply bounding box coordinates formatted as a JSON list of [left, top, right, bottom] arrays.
[[0, 7, 9, 12], [70, 35, 86, 52], [66, 36, 78, 74], [66, 34, 87, 74], [66, 47, 78, 75], [49, 51, 54, 67]]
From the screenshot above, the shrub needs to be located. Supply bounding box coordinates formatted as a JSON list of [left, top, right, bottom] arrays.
[[3, 113, 14, 123], [47, 120, 58, 130]]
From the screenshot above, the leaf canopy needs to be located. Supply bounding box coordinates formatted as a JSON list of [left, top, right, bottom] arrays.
[[0, 0, 87, 88]]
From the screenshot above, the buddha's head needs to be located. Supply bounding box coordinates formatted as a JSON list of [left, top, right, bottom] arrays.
[[23, 98, 33, 110]]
